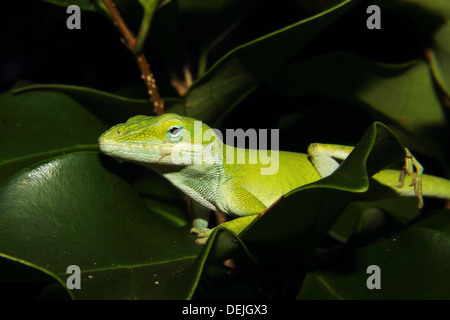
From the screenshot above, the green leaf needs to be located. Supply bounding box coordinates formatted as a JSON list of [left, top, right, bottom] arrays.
[[0, 152, 203, 299], [379, 0, 450, 97], [296, 210, 450, 299], [184, 0, 360, 124], [328, 197, 419, 244], [268, 52, 447, 157], [269, 52, 445, 137], [133, 170, 190, 228], [240, 122, 406, 261], [12, 85, 154, 124], [0, 90, 105, 183], [41, 0, 98, 11], [13, 84, 185, 123]]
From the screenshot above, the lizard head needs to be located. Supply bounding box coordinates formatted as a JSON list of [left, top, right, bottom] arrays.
[[98, 113, 222, 166]]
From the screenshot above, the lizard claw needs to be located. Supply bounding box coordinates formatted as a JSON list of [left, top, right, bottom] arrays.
[[189, 227, 200, 234], [190, 227, 212, 245], [397, 148, 424, 209], [195, 237, 209, 245]]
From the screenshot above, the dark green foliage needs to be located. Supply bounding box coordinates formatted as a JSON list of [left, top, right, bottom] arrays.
[[0, 0, 449, 299]]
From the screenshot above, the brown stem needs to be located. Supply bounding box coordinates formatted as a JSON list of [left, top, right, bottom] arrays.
[[136, 54, 164, 114], [102, 0, 164, 115]]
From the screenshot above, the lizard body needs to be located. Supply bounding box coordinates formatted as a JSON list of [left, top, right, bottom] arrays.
[[99, 113, 450, 244]]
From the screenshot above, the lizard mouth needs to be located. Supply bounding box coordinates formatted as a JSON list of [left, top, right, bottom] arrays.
[[98, 137, 173, 163], [98, 136, 206, 166]]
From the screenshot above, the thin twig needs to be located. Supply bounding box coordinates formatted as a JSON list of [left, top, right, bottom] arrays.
[[170, 65, 193, 97], [102, 0, 164, 115]]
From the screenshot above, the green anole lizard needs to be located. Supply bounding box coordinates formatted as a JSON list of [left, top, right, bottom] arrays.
[[98, 113, 450, 244]]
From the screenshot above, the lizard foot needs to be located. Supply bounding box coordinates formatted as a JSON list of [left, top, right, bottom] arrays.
[[397, 148, 424, 209], [190, 227, 212, 245]]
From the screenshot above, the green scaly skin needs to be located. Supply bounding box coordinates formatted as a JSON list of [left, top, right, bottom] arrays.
[[98, 113, 450, 245]]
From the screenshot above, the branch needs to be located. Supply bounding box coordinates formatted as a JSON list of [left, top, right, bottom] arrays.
[[101, 0, 164, 115]]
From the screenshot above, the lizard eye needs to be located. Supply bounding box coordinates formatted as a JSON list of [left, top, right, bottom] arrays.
[[167, 125, 183, 142]]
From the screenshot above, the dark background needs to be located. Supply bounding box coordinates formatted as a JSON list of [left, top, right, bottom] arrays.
[[0, 0, 429, 150], [0, 0, 448, 300]]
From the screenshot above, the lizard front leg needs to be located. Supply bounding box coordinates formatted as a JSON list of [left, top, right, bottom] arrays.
[[307, 143, 424, 208], [397, 148, 424, 208], [191, 181, 267, 245], [189, 201, 212, 241]]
